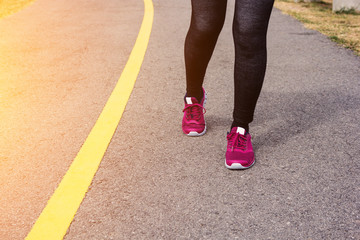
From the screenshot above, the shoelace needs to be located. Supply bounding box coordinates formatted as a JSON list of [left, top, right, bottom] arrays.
[[183, 103, 206, 120], [228, 132, 247, 151]]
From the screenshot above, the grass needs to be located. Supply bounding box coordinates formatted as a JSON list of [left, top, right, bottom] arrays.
[[0, 0, 36, 19], [335, 7, 360, 15], [274, 0, 360, 55]]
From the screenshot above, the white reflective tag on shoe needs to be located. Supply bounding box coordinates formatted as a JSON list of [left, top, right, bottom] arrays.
[[236, 127, 245, 135], [186, 97, 193, 104]]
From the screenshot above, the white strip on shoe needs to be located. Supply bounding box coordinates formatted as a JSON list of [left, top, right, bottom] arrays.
[[186, 97, 193, 104], [236, 127, 245, 135]]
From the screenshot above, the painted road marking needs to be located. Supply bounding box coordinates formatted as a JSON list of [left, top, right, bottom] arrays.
[[25, 0, 154, 239], [0, 0, 37, 19]]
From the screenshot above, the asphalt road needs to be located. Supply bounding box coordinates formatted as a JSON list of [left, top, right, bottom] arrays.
[[1, 0, 359, 239]]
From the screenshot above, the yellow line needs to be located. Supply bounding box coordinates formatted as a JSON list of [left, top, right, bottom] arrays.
[[25, 0, 154, 239], [0, 0, 37, 19]]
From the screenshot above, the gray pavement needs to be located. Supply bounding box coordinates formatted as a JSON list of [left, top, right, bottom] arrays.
[[1, 0, 359, 239], [64, 0, 360, 240]]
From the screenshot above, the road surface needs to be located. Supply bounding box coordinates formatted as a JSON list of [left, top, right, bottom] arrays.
[[0, 0, 359, 239]]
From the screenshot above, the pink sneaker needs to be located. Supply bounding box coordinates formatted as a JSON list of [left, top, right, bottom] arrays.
[[182, 88, 207, 136], [225, 127, 255, 169]]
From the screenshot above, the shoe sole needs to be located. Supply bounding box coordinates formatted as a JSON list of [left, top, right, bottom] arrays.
[[186, 126, 207, 137], [184, 91, 207, 137], [225, 158, 255, 170]]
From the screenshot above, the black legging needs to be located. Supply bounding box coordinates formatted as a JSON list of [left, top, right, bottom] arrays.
[[185, 0, 274, 131]]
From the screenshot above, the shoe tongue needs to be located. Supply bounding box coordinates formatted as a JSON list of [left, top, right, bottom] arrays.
[[236, 127, 245, 135], [185, 97, 199, 104]]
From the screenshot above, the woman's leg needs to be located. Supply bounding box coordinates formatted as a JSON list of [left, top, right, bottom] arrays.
[[184, 0, 228, 102], [232, 0, 274, 132]]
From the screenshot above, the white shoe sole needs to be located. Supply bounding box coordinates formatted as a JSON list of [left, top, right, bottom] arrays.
[[186, 125, 207, 137], [225, 159, 255, 170]]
